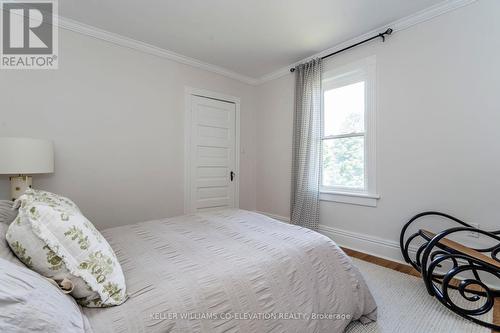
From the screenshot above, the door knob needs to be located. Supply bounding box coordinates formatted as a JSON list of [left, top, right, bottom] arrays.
[[230, 171, 235, 182]]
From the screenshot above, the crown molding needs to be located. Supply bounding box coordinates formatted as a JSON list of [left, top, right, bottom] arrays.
[[48, 0, 475, 86], [255, 0, 478, 85], [57, 16, 259, 85]]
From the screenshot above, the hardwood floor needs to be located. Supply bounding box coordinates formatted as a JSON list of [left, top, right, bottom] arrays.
[[341, 247, 500, 333], [342, 247, 421, 278]]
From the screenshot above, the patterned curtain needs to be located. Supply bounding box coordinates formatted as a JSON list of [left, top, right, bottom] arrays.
[[290, 58, 322, 230]]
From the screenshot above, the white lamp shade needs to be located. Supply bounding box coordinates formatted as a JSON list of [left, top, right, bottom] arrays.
[[0, 137, 54, 175]]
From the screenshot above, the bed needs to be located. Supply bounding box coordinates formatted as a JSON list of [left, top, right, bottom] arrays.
[[82, 209, 377, 333]]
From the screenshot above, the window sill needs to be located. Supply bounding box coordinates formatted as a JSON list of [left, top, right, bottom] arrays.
[[320, 191, 380, 207]]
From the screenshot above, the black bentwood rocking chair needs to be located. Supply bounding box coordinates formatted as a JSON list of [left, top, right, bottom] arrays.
[[400, 211, 500, 330]]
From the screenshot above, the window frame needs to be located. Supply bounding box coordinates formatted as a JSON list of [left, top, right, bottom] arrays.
[[320, 56, 379, 206]]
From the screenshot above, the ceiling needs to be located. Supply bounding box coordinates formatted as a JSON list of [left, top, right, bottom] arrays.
[[60, 0, 443, 80]]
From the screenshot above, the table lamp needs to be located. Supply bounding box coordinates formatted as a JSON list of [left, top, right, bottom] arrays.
[[0, 137, 54, 200]]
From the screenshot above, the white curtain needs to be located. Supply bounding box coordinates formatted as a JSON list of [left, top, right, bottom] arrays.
[[290, 58, 322, 230]]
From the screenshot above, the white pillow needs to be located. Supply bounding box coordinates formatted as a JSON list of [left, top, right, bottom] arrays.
[[0, 222, 23, 266], [0, 257, 89, 333], [6, 189, 127, 307], [0, 200, 17, 225]]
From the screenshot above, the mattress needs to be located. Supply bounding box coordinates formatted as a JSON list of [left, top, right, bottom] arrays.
[[83, 210, 377, 333]]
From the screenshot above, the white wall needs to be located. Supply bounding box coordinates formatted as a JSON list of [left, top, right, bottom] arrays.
[[0, 28, 256, 229], [1, 1, 498, 261], [255, 74, 294, 219], [255, 0, 500, 261]]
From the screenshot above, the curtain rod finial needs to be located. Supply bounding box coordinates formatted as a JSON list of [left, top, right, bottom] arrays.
[[290, 68, 295, 73]]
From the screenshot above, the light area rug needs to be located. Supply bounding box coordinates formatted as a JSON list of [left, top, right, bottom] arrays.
[[345, 258, 492, 333]]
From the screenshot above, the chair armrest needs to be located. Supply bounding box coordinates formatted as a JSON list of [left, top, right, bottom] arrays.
[[421, 227, 500, 281], [400, 211, 473, 271], [420, 229, 500, 269]]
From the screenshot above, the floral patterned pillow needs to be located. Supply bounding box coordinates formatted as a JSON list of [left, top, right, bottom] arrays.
[[14, 189, 80, 213], [6, 189, 127, 307]]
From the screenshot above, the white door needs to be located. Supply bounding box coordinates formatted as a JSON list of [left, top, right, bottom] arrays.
[[188, 95, 237, 213]]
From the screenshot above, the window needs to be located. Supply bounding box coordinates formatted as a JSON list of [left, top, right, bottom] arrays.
[[320, 56, 379, 206]]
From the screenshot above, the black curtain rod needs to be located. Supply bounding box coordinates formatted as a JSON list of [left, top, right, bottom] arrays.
[[290, 28, 393, 72]]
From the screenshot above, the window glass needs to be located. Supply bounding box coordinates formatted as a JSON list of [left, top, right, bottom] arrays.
[[322, 136, 364, 189], [323, 81, 365, 137]]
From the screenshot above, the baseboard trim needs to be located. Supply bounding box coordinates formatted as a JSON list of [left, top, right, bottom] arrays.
[[317, 224, 409, 264], [257, 210, 500, 292], [255, 211, 290, 223], [255, 210, 413, 264]]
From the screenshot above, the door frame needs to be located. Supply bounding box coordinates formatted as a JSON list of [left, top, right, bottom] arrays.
[[184, 87, 241, 214]]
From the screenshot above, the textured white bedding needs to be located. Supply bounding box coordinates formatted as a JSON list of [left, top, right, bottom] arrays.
[[83, 210, 377, 333]]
